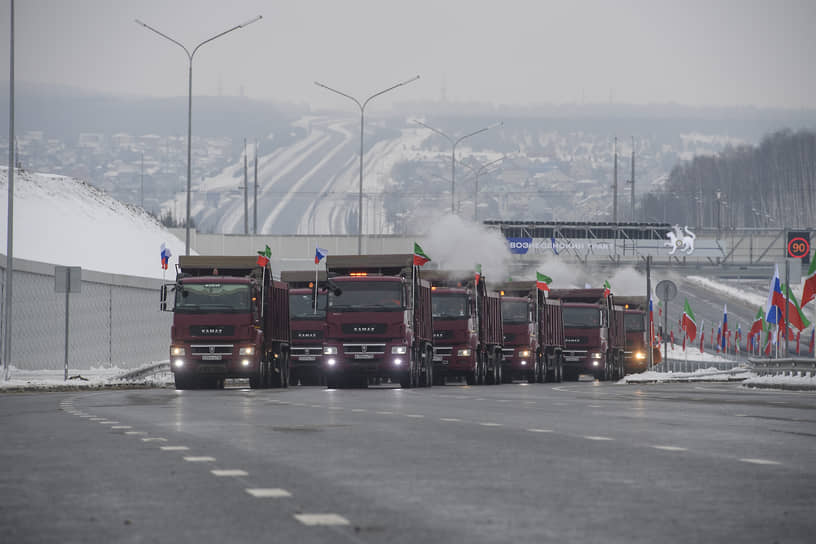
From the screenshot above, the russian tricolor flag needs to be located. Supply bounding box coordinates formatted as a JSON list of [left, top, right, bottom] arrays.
[[721, 304, 728, 352]]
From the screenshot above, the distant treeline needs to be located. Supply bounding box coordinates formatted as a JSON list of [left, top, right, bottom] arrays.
[[640, 129, 816, 229]]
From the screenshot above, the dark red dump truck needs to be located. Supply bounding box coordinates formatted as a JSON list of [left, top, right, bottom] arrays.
[[424, 271, 504, 385], [615, 296, 661, 375], [548, 288, 625, 381], [496, 281, 565, 383], [321, 254, 434, 388], [281, 270, 328, 386], [161, 256, 291, 390]]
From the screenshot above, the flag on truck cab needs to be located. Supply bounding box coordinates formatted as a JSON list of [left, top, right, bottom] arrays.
[[474, 264, 482, 285], [801, 257, 816, 309], [315, 247, 328, 265], [256, 244, 271, 267], [160, 243, 172, 270], [603, 280, 611, 298], [413, 242, 431, 266], [536, 272, 552, 292], [681, 298, 697, 343]]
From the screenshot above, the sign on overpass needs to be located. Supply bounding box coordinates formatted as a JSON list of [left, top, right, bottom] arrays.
[[506, 236, 725, 259]]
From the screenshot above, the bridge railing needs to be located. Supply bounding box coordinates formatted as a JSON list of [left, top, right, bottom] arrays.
[[749, 358, 816, 377]]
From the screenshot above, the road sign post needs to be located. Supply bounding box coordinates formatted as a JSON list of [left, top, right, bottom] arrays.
[[655, 279, 677, 372], [55, 266, 81, 381]]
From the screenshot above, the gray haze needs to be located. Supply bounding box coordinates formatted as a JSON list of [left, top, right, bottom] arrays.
[[1, 0, 815, 110]]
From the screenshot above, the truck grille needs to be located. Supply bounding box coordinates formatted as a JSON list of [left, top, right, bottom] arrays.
[[433, 346, 452, 357], [190, 344, 234, 356], [563, 349, 587, 359], [292, 346, 323, 357], [502, 348, 515, 359], [343, 343, 386, 355]]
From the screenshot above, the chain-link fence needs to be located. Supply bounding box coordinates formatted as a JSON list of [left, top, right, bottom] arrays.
[[0, 255, 171, 372]]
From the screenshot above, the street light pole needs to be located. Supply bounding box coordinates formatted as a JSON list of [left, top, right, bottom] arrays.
[[413, 120, 502, 215], [458, 156, 504, 222], [135, 15, 262, 255], [315, 76, 420, 255]]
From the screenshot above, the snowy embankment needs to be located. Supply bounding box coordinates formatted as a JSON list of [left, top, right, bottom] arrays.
[[0, 363, 174, 392]]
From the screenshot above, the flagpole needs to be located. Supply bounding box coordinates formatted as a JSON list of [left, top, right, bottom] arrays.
[[785, 259, 790, 356], [314, 264, 318, 314]]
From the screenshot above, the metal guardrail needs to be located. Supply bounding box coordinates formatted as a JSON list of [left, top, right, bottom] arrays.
[[749, 358, 816, 377], [653, 357, 745, 373], [111, 362, 171, 382]]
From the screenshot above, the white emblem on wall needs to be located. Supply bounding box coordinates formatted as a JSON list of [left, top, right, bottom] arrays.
[[664, 225, 696, 255]]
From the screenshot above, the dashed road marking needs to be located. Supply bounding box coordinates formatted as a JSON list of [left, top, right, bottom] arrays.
[[739, 458, 781, 465], [125, 431, 147, 435], [111, 425, 132, 429], [310, 404, 322, 408], [497, 399, 511, 403], [523, 401, 537, 405], [160, 446, 190, 451], [294, 514, 350, 526], [88, 418, 104, 421], [440, 418, 462, 422], [734, 414, 749, 417], [184, 456, 216, 462], [584, 436, 613, 441], [479, 422, 502, 427], [351, 408, 366, 412], [98, 421, 118, 425], [211, 469, 249, 477], [246, 488, 291, 498], [405, 414, 424, 418], [588, 404, 602, 408], [652, 445, 688, 451], [527, 428, 553, 433], [376, 411, 393, 415], [328, 406, 343, 411], [142, 437, 168, 442]]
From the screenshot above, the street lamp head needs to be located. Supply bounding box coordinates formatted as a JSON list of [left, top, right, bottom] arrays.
[[238, 15, 263, 27]]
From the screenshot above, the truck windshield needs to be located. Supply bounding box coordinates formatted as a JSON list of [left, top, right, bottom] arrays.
[[433, 293, 469, 319], [328, 281, 403, 311], [501, 299, 528, 323], [290, 293, 326, 318], [624, 312, 645, 332], [563, 307, 601, 328], [175, 283, 251, 313]]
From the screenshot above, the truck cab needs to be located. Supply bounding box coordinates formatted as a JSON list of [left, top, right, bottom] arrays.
[[499, 295, 539, 383], [281, 270, 327, 386]]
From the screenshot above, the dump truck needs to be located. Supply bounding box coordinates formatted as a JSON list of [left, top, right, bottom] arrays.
[[281, 270, 328, 386], [548, 288, 625, 381], [425, 271, 504, 385], [614, 296, 661, 374], [496, 281, 565, 383], [161, 256, 291, 389], [321, 254, 434, 388]]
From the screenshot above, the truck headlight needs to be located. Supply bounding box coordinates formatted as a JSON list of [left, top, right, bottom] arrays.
[[635, 351, 646, 360], [393, 358, 402, 366], [591, 352, 602, 359], [171, 346, 185, 356], [519, 349, 531, 357], [457, 349, 472, 357], [392, 346, 407, 354], [173, 359, 184, 368], [239, 346, 255, 355], [323, 346, 338, 355]]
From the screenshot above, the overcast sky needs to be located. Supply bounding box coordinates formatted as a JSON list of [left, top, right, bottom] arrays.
[[1, 0, 814, 111]]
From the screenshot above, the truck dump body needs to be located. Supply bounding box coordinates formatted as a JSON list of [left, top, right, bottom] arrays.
[[166, 256, 290, 389], [426, 270, 504, 385], [281, 270, 328, 385], [322, 254, 434, 388], [549, 288, 625, 380], [497, 281, 565, 383]]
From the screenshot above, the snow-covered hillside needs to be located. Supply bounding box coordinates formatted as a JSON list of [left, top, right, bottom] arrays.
[[1, 168, 187, 279]]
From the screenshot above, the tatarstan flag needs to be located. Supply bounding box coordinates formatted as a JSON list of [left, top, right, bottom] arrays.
[[413, 242, 431, 266], [256, 244, 271, 267], [801, 257, 816, 308], [748, 306, 763, 348], [603, 280, 611, 298], [681, 298, 697, 343], [781, 282, 811, 332], [536, 272, 552, 292], [475, 264, 482, 285]]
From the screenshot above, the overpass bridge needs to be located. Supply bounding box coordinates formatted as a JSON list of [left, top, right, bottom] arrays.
[[171, 223, 811, 279]]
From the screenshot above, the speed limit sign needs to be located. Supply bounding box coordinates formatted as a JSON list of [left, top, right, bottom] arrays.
[[787, 231, 810, 260]]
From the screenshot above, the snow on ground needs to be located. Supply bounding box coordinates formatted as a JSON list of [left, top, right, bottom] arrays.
[[0, 364, 174, 391], [1, 168, 188, 279]]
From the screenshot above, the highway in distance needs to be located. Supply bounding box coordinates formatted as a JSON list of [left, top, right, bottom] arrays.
[[1, 381, 814, 544]]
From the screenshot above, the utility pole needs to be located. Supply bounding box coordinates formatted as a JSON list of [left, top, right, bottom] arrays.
[[253, 139, 258, 235], [630, 137, 635, 221], [612, 136, 618, 224], [243, 138, 248, 235], [140, 152, 144, 209]]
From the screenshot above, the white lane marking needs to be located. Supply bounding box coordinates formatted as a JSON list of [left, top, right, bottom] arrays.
[[524, 401, 537, 405], [375, 411, 393, 415], [497, 399, 511, 403], [184, 456, 216, 462], [588, 405, 602, 408], [142, 437, 168, 442], [160, 446, 190, 451], [98, 421, 118, 425], [527, 428, 553, 433], [475, 398, 487, 401], [294, 514, 350, 526], [584, 436, 613, 441], [734, 414, 749, 417], [328, 406, 343, 411], [351, 408, 366, 412], [211, 469, 249, 477], [652, 445, 688, 451], [125, 431, 147, 435], [88, 418, 104, 421], [739, 458, 781, 465], [310, 404, 322, 408], [111, 426, 132, 429], [291, 403, 307, 407], [246, 488, 291, 498], [79, 415, 93, 418], [440, 418, 462, 422], [405, 414, 425, 418], [479, 422, 502, 427]]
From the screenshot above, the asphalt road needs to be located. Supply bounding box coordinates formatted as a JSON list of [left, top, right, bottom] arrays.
[[2, 381, 815, 543]]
